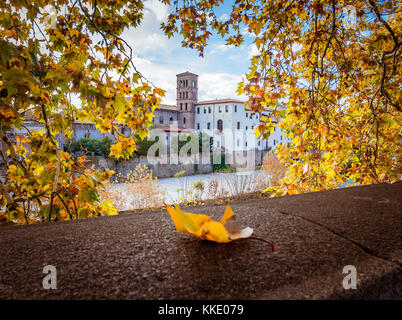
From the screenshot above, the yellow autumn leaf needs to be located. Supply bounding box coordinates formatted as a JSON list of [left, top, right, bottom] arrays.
[[165, 202, 253, 243]]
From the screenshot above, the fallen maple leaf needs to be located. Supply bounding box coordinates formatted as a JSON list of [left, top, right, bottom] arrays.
[[165, 202, 276, 251]]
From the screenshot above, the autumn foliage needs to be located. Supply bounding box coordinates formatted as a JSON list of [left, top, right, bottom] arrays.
[[1, 0, 401, 225], [261, 152, 287, 187], [162, 0, 401, 194], [0, 0, 164, 224]]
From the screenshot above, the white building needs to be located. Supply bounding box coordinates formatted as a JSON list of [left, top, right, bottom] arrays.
[[193, 98, 289, 153]]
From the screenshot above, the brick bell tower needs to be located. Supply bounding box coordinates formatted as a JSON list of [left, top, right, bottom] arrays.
[[176, 71, 198, 129]]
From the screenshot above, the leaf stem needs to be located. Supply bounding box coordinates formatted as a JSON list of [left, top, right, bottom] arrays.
[[246, 236, 276, 252]]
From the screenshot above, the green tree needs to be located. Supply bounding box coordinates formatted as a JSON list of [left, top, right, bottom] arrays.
[[71, 136, 112, 157], [198, 132, 213, 153], [99, 136, 112, 158]]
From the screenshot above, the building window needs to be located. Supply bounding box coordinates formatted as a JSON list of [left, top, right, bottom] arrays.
[[217, 119, 223, 132], [204, 108, 206, 113], [217, 141, 220, 148], [207, 122, 210, 129], [197, 107, 200, 114], [197, 123, 200, 130], [245, 142, 248, 147], [170, 117, 174, 123], [225, 105, 229, 112], [84, 131, 90, 138], [237, 139, 240, 147], [274, 140, 276, 145], [208, 107, 211, 113], [159, 116, 164, 124], [186, 92, 188, 99], [237, 122, 240, 129], [234, 105, 237, 112], [183, 117, 186, 124], [246, 126, 248, 131], [180, 103, 182, 110], [258, 141, 261, 146]]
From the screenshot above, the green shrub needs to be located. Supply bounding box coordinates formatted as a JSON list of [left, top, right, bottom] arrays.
[[212, 153, 227, 172], [71, 136, 113, 157]]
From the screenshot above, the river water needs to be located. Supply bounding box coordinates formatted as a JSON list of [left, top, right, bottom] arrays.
[[157, 170, 270, 203], [108, 170, 270, 211]]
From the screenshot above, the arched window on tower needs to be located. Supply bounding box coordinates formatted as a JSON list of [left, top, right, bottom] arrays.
[[217, 119, 223, 133]]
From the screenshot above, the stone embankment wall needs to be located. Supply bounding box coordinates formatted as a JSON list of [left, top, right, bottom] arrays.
[[90, 149, 269, 179]]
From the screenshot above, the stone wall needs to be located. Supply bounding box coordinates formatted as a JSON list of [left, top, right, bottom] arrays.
[[226, 149, 268, 168], [92, 149, 267, 179], [96, 155, 213, 179]]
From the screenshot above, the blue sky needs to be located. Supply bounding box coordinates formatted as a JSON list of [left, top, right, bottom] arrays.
[[122, 0, 256, 104]]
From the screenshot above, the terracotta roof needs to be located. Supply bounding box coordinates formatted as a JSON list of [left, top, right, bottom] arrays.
[[176, 71, 198, 77], [161, 126, 192, 132], [195, 98, 245, 105], [158, 104, 178, 111]]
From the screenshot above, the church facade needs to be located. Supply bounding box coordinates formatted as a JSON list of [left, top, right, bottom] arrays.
[[154, 71, 289, 153]]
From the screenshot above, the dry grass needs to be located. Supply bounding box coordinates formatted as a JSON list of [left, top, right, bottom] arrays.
[[206, 179, 229, 199], [98, 164, 167, 211], [261, 152, 287, 186], [223, 173, 268, 197]]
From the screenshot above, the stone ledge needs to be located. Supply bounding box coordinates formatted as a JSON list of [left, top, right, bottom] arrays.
[[0, 182, 401, 299]]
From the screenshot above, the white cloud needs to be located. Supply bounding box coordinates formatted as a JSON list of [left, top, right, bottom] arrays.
[[117, 0, 249, 106], [143, 0, 169, 22], [242, 27, 256, 38], [133, 57, 181, 104], [292, 43, 303, 53], [209, 43, 234, 54], [218, 13, 229, 22], [248, 43, 259, 58], [198, 73, 246, 101], [122, 0, 173, 56], [133, 57, 246, 104]]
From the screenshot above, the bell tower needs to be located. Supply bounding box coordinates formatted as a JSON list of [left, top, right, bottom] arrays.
[[176, 71, 198, 129]]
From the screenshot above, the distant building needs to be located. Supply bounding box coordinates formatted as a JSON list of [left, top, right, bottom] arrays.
[[169, 71, 289, 152], [193, 98, 288, 152], [5, 71, 289, 156]]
